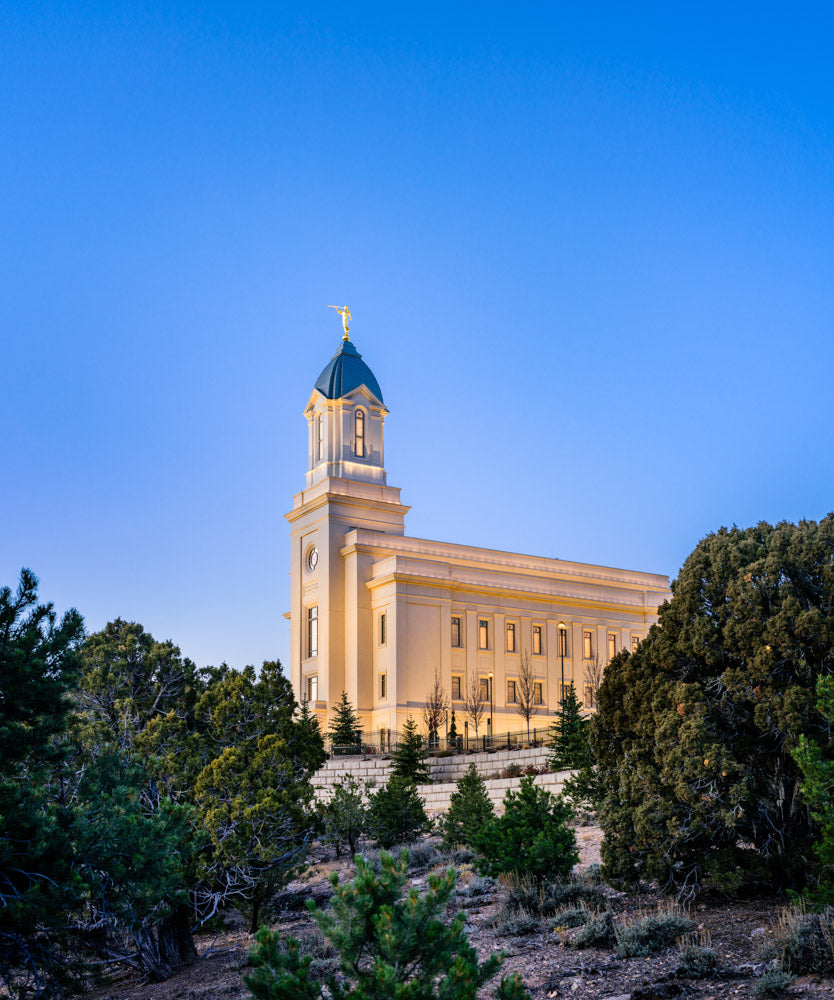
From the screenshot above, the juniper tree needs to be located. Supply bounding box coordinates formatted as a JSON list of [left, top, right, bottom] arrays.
[[596, 516, 834, 897]]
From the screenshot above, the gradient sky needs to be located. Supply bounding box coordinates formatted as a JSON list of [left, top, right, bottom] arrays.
[[3, 2, 832, 674]]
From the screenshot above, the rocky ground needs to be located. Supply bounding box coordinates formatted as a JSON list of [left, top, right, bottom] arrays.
[[87, 827, 833, 1000]]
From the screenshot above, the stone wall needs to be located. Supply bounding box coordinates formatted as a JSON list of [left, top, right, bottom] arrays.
[[313, 746, 570, 815]]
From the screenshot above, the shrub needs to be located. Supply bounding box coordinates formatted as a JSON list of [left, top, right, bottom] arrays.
[[320, 776, 370, 857], [492, 906, 541, 937], [367, 776, 430, 847], [502, 763, 523, 778], [614, 906, 696, 957], [504, 875, 605, 916], [568, 909, 615, 948], [244, 851, 532, 1000], [763, 904, 834, 975], [441, 764, 495, 849], [675, 931, 717, 977], [474, 776, 577, 886], [754, 969, 796, 997], [549, 903, 593, 929]]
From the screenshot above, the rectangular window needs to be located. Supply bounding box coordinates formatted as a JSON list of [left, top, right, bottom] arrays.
[[316, 414, 323, 461], [451, 616, 462, 647], [479, 677, 490, 701], [583, 629, 593, 659], [632, 634, 640, 653], [307, 606, 318, 658], [584, 683, 596, 709], [534, 681, 544, 705], [354, 409, 365, 458], [532, 625, 543, 655], [608, 633, 617, 661], [379, 672, 387, 699], [379, 612, 387, 646], [478, 619, 489, 650], [560, 681, 571, 703], [451, 675, 462, 700], [506, 622, 516, 652], [507, 679, 517, 703], [306, 674, 318, 703]]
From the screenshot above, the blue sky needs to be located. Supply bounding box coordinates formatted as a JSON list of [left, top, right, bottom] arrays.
[[2, 2, 832, 673]]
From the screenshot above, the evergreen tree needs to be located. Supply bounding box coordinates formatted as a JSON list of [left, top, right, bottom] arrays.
[[320, 776, 370, 857], [474, 776, 577, 886], [793, 676, 834, 903], [329, 691, 363, 754], [368, 776, 429, 847], [548, 684, 589, 771], [294, 699, 327, 773], [391, 715, 429, 783], [441, 763, 494, 849], [596, 517, 834, 897], [448, 709, 459, 747], [0, 569, 85, 998], [245, 851, 531, 1000]]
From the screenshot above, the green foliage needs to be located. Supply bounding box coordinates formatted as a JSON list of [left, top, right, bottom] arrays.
[[0, 569, 85, 998], [505, 874, 606, 915], [792, 676, 834, 903], [596, 517, 834, 896], [755, 969, 796, 997], [368, 776, 430, 847], [762, 904, 834, 975], [329, 692, 363, 752], [567, 909, 615, 948], [614, 906, 696, 957], [296, 699, 327, 773], [391, 716, 429, 784], [473, 776, 577, 885], [548, 685, 589, 771], [321, 776, 371, 857], [675, 932, 717, 977], [441, 764, 494, 849], [245, 851, 531, 1000], [448, 710, 458, 745]]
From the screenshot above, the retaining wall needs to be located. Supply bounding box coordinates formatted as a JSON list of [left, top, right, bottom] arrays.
[[313, 746, 570, 815]]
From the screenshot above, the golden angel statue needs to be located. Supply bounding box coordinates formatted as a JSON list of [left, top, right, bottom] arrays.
[[328, 304, 351, 338]]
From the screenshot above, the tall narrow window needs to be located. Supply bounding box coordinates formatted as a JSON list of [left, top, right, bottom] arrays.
[[478, 619, 489, 650], [379, 672, 387, 699], [631, 634, 640, 653], [506, 622, 516, 652], [451, 616, 462, 647], [608, 633, 617, 661], [583, 629, 593, 659], [534, 682, 544, 705], [316, 414, 323, 461], [507, 680, 517, 703], [307, 606, 318, 658], [533, 625, 543, 655], [451, 675, 462, 700], [354, 409, 365, 457], [379, 612, 387, 646], [479, 677, 490, 701], [584, 683, 596, 709], [307, 674, 318, 702]]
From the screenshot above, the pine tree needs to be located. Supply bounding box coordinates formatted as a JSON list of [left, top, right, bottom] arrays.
[[548, 684, 589, 771], [320, 776, 370, 857], [368, 776, 429, 847], [328, 691, 362, 754], [245, 851, 531, 1000], [391, 715, 428, 783], [473, 776, 577, 886], [441, 763, 494, 848], [448, 709, 459, 747], [294, 699, 326, 773]]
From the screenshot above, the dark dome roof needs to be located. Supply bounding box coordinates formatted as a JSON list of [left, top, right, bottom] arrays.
[[314, 339, 383, 403]]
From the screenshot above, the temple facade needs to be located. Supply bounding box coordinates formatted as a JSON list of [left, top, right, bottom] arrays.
[[286, 330, 670, 744]]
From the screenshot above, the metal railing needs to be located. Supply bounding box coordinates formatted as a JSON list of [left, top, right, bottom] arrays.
[[328, 729, 549, 758]]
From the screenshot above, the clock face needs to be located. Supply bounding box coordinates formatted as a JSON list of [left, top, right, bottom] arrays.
[[307, 547, 319, 571]]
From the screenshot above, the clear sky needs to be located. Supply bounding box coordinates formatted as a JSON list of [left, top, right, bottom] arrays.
[[3, 2, 832, 674]]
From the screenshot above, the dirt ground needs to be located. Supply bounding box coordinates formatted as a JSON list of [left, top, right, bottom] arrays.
[[86, 828, 834, 1000]]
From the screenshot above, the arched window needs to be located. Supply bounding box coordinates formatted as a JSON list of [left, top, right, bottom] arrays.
[[354, 409, 366, 457]]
